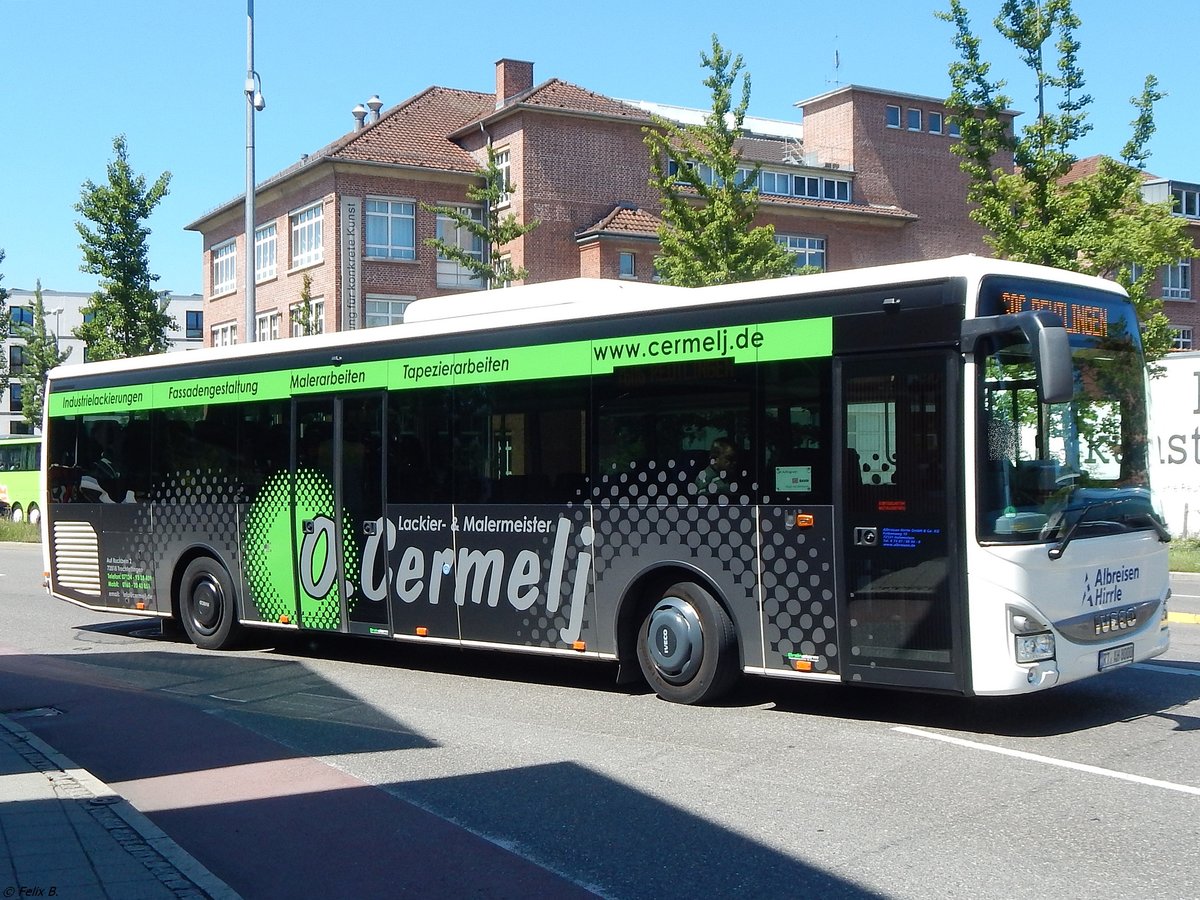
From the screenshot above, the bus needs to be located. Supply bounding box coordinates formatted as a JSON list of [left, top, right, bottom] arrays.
[[0, 435, 42, 525], [40, 256, 1171, 703]]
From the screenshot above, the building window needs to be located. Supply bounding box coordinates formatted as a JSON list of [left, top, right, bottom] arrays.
[[928, 111, 943, 134], [185, 310, 203, 340], [9, 384, 22, 413], [9, 345, 25, 375], [435, 207, 484, 289], [1163, 258, 1192, 300], [907, 108, 922, 131], [290, 202, 324, 269], [290, 299, 325, 337], [365, 199, 416, 260], [211, 240, 236, 296], [776, 234, 826, 271], [948, 118, 961, 138], [619, 251, 636, 279], [886, 105, 901, 128], [256, 311, 282, 342], [1172, 326, 1194, 351], [668, 160, 754, 190], [759, 170, 791, 195], [8, 307, 33, 334], [1172, 188, 1199, 219], [255, 223, 277, 282], [212, 322, 238, 347], [364, 295, 412, 327], [495, 148, 512, 206]]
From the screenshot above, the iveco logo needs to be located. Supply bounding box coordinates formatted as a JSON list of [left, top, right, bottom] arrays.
[[1094, 606, 1138, 635]]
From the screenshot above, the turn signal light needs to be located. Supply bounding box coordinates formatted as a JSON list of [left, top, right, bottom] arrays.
[[279, 614, 290, 624], [572, 640, 587, 652], [795, 514, 814, 528], [791, 657, 813, 672], [416, 626, 429, 636]]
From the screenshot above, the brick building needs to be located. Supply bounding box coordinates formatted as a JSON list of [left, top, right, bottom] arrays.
[[1062, 155, 1200, 352], [186, 60, 1014, 347], [1142, 174, 1200, 350]]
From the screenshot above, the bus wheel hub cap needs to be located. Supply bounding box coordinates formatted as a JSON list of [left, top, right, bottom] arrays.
[[646, 598, 703, 683]]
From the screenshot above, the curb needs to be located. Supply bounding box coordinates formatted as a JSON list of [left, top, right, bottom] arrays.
[[0, 714, 240, 899]]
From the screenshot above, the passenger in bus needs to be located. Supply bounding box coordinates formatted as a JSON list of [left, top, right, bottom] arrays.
[[695, 437, 737, 495], [79, 419, 133, 503]]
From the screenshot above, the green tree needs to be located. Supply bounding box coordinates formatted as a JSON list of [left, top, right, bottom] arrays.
[[14, 280, 71, 430], [939, 0, 1192, 360], [643, 34, 798, 287], [0, 248, 10, 389], [289, 272, 319, 336], [423, 144, 539, 289], [74, 135, 175, 360]]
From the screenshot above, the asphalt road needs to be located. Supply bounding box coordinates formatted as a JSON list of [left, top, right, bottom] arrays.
[[2, 541, 1198, 899]]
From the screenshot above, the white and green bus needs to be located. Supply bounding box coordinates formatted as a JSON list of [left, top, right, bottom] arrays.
[[0, 435, 42, 525], [41, 256, 1171, 702]]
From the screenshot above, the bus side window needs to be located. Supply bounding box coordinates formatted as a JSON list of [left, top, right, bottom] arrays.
[[761, 358, 832, 504]]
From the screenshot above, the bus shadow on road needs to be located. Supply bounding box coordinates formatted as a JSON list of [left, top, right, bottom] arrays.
[[76, 617, 1200, 739]]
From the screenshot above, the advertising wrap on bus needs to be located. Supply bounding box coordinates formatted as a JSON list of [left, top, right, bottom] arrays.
[[39, 257, 1171, 703]]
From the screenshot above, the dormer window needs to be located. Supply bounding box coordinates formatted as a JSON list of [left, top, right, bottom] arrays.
[[1172, 188, 1199, 218]]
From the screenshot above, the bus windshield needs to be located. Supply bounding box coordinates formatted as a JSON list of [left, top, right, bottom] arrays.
[[975, 276, 1161, 547]]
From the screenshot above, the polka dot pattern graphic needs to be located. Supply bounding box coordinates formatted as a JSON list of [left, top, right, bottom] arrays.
[[587, 457, 839, 675]]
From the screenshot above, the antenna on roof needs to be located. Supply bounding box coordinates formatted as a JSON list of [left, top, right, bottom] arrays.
[[827, 38, 842, 87]]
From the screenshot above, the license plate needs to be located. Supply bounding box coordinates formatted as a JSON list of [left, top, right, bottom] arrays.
[[1098, 643, 1135, 672]]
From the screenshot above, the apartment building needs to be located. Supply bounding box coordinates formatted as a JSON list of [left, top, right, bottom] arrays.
[[186, 59, 1013, 347], [2, 289, 203, 435]]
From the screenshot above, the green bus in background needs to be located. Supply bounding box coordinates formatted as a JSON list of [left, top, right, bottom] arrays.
[[0, 435, 42, 525]]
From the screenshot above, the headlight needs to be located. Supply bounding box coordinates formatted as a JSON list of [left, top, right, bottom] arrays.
[[1015, 631, 1055, 663]]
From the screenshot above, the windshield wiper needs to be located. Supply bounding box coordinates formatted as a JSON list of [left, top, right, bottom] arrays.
[[1048, 497, 1171, 560]]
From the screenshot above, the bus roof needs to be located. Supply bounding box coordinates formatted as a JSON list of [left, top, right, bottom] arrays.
[[46, 255, 1127, 384]]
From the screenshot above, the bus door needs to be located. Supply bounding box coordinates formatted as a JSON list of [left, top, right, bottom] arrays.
[[291, 394, 390, 636], [836, 352, 965, 691]]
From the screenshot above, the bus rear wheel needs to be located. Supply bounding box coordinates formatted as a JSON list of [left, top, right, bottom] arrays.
[[10, 504, 23, 524], [26, 504, 40, 526], [636, 581, 739, 704], [178, 557, 243, 651]]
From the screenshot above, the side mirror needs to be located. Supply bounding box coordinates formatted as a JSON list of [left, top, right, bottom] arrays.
[[961, 310, 1073, 404]]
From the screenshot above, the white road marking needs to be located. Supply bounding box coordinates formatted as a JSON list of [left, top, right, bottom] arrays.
[[894, 726, 1200, 797], [1132, 662, 1200, 677]]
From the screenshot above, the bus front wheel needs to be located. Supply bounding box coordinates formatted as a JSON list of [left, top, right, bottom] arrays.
[[178, 557, 243, 651], [9, 504, 23, 524], [26, 504, 40, 526], [636, 581, 738, 704]]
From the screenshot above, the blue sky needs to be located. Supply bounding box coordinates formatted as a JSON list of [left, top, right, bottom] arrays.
[[2, 0, 1196, 297]]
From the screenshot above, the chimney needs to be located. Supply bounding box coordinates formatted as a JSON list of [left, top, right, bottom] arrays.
[[366, 95, 383, 123], [495, 59, 534, 108], [352, 104, 367, 130]]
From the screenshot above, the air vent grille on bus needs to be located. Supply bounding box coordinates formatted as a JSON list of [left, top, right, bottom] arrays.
[[52, 521, 102, 597]]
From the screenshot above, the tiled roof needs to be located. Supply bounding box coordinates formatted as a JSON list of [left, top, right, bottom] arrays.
[[498, 79, 650, 121], [332, 86, 496, 173], [734, 136, 796, 166], [577, 204, 663, 238], [758, 194, 917, 220], [1060, 154, 1160, 186]]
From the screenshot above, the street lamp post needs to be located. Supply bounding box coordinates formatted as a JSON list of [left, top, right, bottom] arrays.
[[244, 0, 265, 344], [48, 308, 63, 349]]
